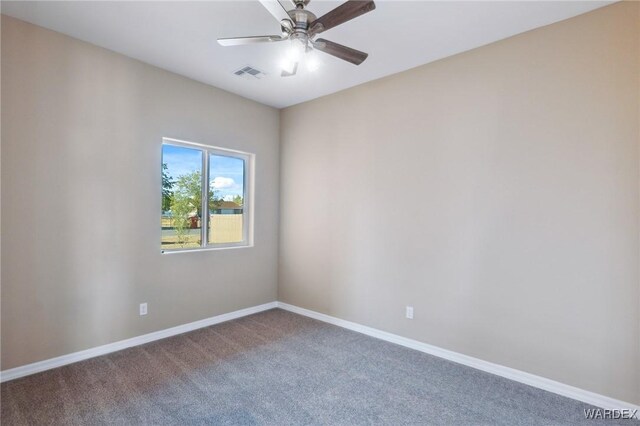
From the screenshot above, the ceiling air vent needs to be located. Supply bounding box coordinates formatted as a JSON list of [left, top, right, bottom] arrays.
[[233, 65, 266, 80]]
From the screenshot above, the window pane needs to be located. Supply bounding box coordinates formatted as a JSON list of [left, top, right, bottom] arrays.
[[208, 154, 245, 244], [161, 145, 203, 250]]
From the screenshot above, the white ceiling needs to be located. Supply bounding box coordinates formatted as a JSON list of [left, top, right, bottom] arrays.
[[2, 1, 612, 108]]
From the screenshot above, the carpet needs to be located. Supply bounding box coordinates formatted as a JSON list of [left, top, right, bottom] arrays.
[[0, 309, 634, 425]]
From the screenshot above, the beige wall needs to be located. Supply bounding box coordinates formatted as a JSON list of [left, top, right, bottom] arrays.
[[280, 2, 640, 404], [2, 1, 639, 406], [1, 15, 280, 369]]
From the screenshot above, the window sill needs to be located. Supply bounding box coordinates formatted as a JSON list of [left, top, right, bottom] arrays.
[[161, 244, 253, 255]]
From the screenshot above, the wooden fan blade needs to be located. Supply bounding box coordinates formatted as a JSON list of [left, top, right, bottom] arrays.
[[313, 39, 368, 65], [259, 0, 292, 23], [309, 0, 375, 35], [217, 35, 286, 46]]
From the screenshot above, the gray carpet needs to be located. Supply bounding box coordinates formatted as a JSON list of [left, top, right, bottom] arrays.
[[0, 309, 634, 425]]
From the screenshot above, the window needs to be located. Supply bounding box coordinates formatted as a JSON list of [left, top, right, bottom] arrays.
[[161, 138, 251, 252]]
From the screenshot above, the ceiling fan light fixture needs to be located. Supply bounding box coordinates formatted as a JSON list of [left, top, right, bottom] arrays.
[[280, 18, 294, 34], [218, 0, 376, 77], [306, 52, 320, 72], [281, 58, 297, 74], [286, 38, 306, 61]]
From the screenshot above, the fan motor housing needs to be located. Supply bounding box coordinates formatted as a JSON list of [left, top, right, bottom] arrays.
[[288, 9, 316, 31]]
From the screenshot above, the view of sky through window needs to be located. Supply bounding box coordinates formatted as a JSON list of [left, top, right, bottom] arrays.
[[161, 145, 203, 249], [162, 145, 244, 201], [161, 144, 202, 181], [209, 154, 244, 202], [161, 143, 246, 250]]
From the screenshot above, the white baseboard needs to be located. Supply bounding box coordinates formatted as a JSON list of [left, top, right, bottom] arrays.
[[0, 301, 278, 383], [276, 301, 639, 414], [2, 300, 638, 416]]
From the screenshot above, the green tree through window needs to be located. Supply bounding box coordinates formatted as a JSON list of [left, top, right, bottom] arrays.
[[162, 141, 248, 251]]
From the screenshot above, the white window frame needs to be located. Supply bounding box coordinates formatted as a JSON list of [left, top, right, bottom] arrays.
[[161, 137, 254, 254]]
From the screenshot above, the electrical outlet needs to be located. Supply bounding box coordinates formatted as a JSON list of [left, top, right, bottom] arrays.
[[139, 303, 148, 316], [406, 306, 414, 319]]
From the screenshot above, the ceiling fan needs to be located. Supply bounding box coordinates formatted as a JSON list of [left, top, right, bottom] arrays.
[[217, 0, 375, 77]]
